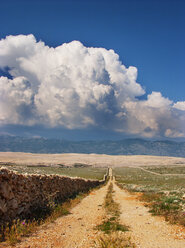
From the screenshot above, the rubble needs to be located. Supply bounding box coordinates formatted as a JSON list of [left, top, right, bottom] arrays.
[[0, 168, 104, 225]]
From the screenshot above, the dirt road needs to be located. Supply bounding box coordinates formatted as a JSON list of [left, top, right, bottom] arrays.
[[3, 177, 185, 248], [114, 183, 185, 248], [3, 184, 108, 248], [133, 166, 185, 177]]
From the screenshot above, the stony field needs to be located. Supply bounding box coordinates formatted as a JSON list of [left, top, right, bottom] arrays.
[[0, 152, 185, 167], [0, 163, 107, 180], [0, 153, 185, 248], [114, 166, 185, 227]]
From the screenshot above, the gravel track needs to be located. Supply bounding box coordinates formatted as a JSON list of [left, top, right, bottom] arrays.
[[114, 182, 185, 248], [3, 184, 108, 248], [2, 175, 185, 248]]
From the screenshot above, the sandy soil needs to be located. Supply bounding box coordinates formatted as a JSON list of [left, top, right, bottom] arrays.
[[1, 173, 184, 248], [2, 184, 108, 248], [0, 152, 185, 167], [1, 180, 185, 248], [114, 183, 185, 248]]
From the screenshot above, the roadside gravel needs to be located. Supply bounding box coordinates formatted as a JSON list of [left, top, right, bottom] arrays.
[[114, 183, 185, 248], [3, 184, 108, 248], [2, 178, 184, 248]]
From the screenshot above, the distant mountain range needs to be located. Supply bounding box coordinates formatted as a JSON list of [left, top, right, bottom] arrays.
[[0, 135, 185, 157]]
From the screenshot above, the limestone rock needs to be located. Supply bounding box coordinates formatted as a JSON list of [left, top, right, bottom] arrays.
[[0, 168, 104, 225], [0, 198, 7, 213], [0, 181, 14, 200]]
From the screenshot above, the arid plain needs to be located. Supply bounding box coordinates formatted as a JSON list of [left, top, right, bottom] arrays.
[[0, 152, 185, 247], [0, 152, 185, 167]]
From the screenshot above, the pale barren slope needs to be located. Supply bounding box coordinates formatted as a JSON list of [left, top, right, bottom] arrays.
[[0, 152, 185, 167]]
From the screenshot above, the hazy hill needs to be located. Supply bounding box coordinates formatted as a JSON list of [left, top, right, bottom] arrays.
[[0, 135, 185, 157]]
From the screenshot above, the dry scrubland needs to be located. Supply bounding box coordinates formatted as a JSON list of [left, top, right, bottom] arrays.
[[1, 169, 184, 248], [0, 165, 107, 181], [0, 152, 185, 167], [0, 152, 185, 247], [114, 166, 185, 227]]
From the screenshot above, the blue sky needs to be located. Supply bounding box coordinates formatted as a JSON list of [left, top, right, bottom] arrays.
[[1, 0, 184, 101], [0, 0, 185, 140]]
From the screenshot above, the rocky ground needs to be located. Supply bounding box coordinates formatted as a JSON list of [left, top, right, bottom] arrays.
[[2, 183, 108, 248], [114, 183, 185, 248], [1, 178, 185, 248], [1, 152, 185, 167]]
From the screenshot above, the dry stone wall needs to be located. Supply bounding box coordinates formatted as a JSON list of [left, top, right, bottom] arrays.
[[0, 168, 105, 225]]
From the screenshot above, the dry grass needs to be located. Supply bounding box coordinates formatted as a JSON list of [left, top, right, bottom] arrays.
[[138, 193, 185, 226], [0, 164, 107, 180], [104, 183, 120, 217], [114, 167, 185, 191], [95, 233, 135, 248], [0, 191, 88, 245], [143, 166, 185, 175], [95, 182, 134, 248], [115, 166, 185, 227]]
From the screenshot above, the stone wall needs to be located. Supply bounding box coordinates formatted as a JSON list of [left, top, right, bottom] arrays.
[[0, 168, 105, 225]]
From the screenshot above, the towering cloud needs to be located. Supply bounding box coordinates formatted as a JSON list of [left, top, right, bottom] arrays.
[[0, 34, 184, 137]]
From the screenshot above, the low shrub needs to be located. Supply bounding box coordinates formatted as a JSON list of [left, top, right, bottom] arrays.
[[95, 233, 135, 248]]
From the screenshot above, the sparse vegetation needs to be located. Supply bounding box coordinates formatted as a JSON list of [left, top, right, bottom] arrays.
[[143, 165, 185, 175], [0, 164, 107, 180], [114, 167, 185, 191], [96, 183, 128, 233], [95, 182, 134, 248], [97, 219, 128, 234], [1, 219, 38, 245], [95, 233, 135, 248], [0, 190, 89, 245], [139, 193, 185, 226], [114, 166, 185, 227], [104, 183, 120, 217]]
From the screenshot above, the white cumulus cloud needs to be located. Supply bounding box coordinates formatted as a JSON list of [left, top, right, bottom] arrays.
[[173, 101, 185, 111], [0, 34, 184, 138]]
